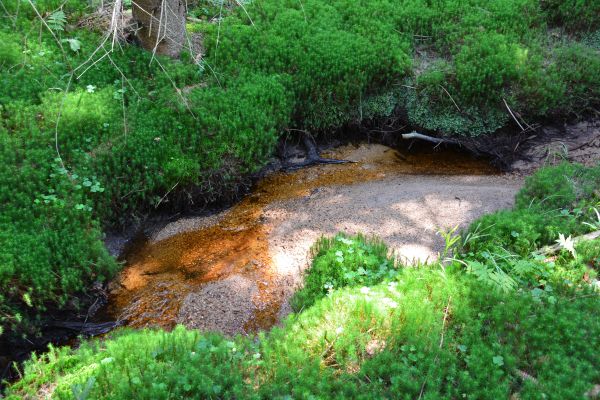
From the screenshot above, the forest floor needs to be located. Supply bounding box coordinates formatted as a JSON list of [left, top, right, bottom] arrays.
[[106, 143, 523, 335]]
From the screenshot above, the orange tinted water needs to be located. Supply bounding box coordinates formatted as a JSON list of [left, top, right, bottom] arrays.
[[106, 143, 497, 332]]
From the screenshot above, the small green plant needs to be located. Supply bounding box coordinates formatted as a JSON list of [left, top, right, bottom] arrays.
[[556, 233, 577, 258], [583, 207, 600, 231], [438, 225, 461, 262], [46, 10, 67, 31]]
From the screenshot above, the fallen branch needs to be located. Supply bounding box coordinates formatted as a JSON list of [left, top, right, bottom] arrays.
[[535, 230, 600, 256], [401, 131, 460, 146]]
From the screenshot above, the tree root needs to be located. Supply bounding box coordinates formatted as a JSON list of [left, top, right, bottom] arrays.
[[283, 131, 356, 171], [46, 320, 122, 336]]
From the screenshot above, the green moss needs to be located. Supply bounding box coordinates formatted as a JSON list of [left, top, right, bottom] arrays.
[[542, 0, 600, 33], [516, 162, 600, 209], [291, 234, 395, 311], [7, 254, 600, 399], [455, 33, 524, 104]]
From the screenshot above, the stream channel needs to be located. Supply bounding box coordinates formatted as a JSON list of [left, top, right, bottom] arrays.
[[101, 142, 522, 336]]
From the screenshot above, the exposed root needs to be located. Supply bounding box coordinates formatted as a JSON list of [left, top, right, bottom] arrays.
[[283, 131, 356, 171], [45, 321, 122, 336]]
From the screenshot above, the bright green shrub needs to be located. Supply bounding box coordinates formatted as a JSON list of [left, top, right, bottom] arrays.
[[7, 327, 248, 399], [461, 163, 600, 293], [0, 32, 21, 69], [290, 234, 396, 311], [456, 283, 600, 399], [8, 264, 600, 399], [513, 47, 566, 116], [448, 1, 539, 51], [550, 43, 600, 115], [455, 33, 525, 103], [465, 163, 600, 257], [465, 206, 580, 255], [515, 162, 600, 210], [85, 72, 292, 224], [542, 0, 600, 32], [0, 135, 118, 336], [550, 239, 600, 285], [201, 0, 411, 130]]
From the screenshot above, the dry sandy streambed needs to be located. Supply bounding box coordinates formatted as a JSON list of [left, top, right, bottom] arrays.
[[105, 143, 522, 335]]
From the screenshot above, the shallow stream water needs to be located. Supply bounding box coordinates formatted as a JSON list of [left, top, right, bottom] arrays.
[[103, 142, 502, 334]]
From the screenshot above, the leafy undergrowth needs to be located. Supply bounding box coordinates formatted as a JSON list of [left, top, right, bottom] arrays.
[[2, 0, 600, 343], [6, 164, 600, 399], [461, 162, 600, 292]]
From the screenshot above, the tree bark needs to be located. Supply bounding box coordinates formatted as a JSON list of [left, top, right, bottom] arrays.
[[132, 0, 186, 58]]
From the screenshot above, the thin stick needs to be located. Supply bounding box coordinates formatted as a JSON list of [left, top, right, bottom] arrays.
[[418, 297, 451, 400], [155, 182, 179, 208], [439, 85, 461, 113], [503, 98, 525, 131], [214, 0, 224, 60], [439, 297, 451, 349], [233, 0, 255, 26], [297, 0, 307, 22], [53, 73, 74, 171]]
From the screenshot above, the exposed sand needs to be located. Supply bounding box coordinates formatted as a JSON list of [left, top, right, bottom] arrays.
[[264, 173, 521, 318]]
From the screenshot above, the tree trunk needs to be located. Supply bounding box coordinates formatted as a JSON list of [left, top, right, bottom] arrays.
[[132, 0, 186, 58]]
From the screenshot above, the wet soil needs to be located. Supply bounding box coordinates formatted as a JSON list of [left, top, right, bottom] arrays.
[[103, 142, 520, 335]]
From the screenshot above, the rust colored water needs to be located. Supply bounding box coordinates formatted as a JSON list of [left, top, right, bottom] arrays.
[[105, 143, 497, 332]]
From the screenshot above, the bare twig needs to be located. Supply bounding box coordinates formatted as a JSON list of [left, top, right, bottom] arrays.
[[439, 85, 461, 113], [186, 16, 202, 23], [155, 181, 179, 208], [214, 0, 224, 59], [503, 98, 525, 132], [233, 0, 255, 26], [418, 297, 452, 400], [439, 297, 451, 349]]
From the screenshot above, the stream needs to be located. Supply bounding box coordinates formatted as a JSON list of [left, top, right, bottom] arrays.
[[100, 142, 522, 335]]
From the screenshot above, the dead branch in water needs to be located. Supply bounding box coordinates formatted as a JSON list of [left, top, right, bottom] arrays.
[[401, 131, 461, 146]]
